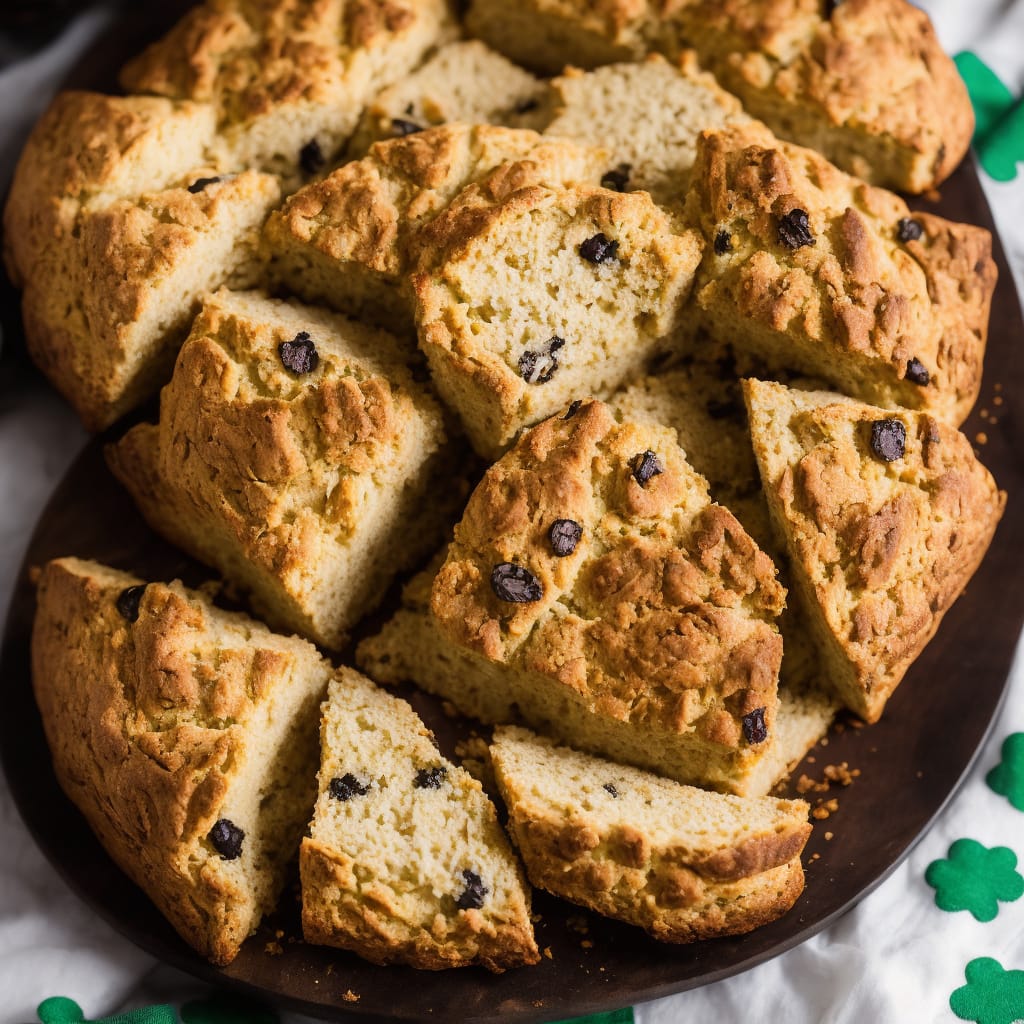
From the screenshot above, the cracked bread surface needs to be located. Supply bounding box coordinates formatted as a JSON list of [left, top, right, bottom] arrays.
[[300, 667, 539, 971], [744, 378, 1005, 722], [120, 0, 453, 182], [490, 726, 809, 942], [412, 182, 702, 458], [108, 288, 452, 650], [428, 400, 787, 793], [263, 123, 607, 334], [31, 557, 332, 966], [687, 124, 995, 427]]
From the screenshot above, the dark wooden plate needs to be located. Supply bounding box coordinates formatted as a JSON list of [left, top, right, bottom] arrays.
[[2, 9, 1023, 1023]]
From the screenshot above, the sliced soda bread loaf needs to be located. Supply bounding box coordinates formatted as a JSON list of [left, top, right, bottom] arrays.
[[31, 557, 332, 966], [687, 125, 996, 426], [301, 667, 539, 971], [412, 183, 702, 458], [744, 378, 1005, 722], [347, 40, 546, 155], [263, 123, 607, 334], [427, 399, 788, 794], [490, 726, 810, 942], [108, 289, 452, 650], [120, 0, 453, 184], [537, 52, 751, 203], [23, 171, 280, 432]]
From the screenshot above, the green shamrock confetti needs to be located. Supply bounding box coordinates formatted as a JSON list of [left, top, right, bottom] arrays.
[[951, 958, 1024, 1024], [37, 997, 176, 1024], [180, 993, 278, 1024], [987, 734, 1024, 810], [955, 53, 1024, 182], [925, 838, 1024, 921]]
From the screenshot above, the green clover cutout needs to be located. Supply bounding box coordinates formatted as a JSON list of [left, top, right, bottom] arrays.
[[925, 838, 1024, 921], [955, 53, 1024, 182], [988, 734, 1024, 810], [951, 958, 1024, 1024], [180, 993, 278, 1024], [37, 997, 176, 1024]]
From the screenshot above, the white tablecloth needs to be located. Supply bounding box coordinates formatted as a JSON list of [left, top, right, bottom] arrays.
[[0, 4, 1022, 1021]]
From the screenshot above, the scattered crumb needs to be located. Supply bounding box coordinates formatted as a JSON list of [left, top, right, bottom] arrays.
[[824, 831, 834, 841], [820, 737, 829, 746], [441, 700, 460, 719], [797, 774, 829, 795], [566, 915, 589, 935], [823, 762, 859, 786], [533, 1001, 544, 1008], [264, 940, 283, 956], [976, 431, 989, 445], [342, 991, 360, 1004], [806, 756, 816, 764], [996, 382, 1003, 391], [811, 852, 821, 861], [994, 395, 1004, 405], [916, 770, 924, 779], [812, 798, 840, 820], [980, 408, 990, 419], [581, 939, 594, 949], [850, 719, 865, 729], [543, 946, 553, 960]]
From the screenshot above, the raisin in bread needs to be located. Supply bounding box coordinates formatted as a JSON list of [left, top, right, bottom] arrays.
[[412, 183, 701, 458], [744, 378, 1005, 722], [426, 399, 787, 794], [490, 726, 810, 942], [300, 667, 539, 971], [31, 557, 332, 966], [686, 124, 996, 426], [108, 288, 453, 650], [263, 123, 608, 334]]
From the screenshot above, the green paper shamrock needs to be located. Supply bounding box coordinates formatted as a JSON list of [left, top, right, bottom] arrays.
[[951, 958, 1024, 1024], [180, 993, 278, 1024], [37, 997, 176, 1024], [987, 734, 1024, 810], [925, 838, 1024, 921], [954, 53, 1024, 182]]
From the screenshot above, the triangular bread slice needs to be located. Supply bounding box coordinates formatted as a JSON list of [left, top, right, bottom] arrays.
[[300, 667, 539, 972], [744, 379, 1005, 721], [490, 726, 810, 943], [31, 557, 333, 965]]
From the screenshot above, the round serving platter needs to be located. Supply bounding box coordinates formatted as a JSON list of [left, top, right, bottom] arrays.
[[2, 7, 1024, 1022]]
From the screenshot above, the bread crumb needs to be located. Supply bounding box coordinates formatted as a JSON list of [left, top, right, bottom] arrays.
[[806, 756, 816, 764], [264, 940, 283, 955], [823, 762, 857, 786], [980, 408, 990, 419], [995, 382, 1003, 391], [543, 946, 553, 960], [342, 991, 360, 1003], [824, 831, 834, 841], [581, 939, 594, 949], [916, 770, 924, 778], [566, 914, 589, 934], [811, 852, 820, 861], [812, 798, 840, 820], [441, 700, 460, 719], [976, 431, 988, 445]]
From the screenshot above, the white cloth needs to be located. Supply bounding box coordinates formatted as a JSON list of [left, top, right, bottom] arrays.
[[0, 4, 1020, 1021]]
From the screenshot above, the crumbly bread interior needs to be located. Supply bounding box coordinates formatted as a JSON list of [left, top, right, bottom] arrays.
[[300, 668, 539, 971], [31, 557, 331, 966]]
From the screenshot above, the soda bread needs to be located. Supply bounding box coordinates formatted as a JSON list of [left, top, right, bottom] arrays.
[[428, 400, 788, 793], [412, 182, 702, 457], [120, 0, 453, 182], [744, 378, 1005, 722], [263, 123, 608, 334], [300, 668, 539, 971], [465, 0, 972, 193], [490, 726, 810, 942], [347, 40, 546, 155], [108, 289, 451, 650], [687, 125, 996, 427], [31, 557, 332, 966]]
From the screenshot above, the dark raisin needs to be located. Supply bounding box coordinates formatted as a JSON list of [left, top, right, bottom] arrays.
[[778, 209, 815, 249], [564, 400, 582, 419], [279, 331, 319, 374], [603, 782, 619, 798], [414, 766, 448, 789], [299, 139, 325, 175], [518, 336, 564, 384], [706, 398, 740, 420], [187, 176, 221, 194], [549, 519, 582, 557], [742, 707, 768, 745], [630, 450, 663, 486], [870, 419, 906, 462], [391, 117, 423, 137], [906, 358, 930, 386], [116, 585, 147, 623], [514, 97, 540, 114], [209, 818, 245, 860], [490, 563, 543, 603], [601, 163, 631, 192], [713, 230, 732, 255], [579, 233, 620, 264], [329, 773, 371, 801], [455, 869, 488, 910], [896, 217, 923, 243]]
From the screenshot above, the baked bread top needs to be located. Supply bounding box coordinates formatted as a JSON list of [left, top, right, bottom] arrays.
[[301, 667, 539, 971], [687, 124, 994, 425], [431, 399, 785, 749], [31, 557, 331, 966], [744, 378, 1005, 722]]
